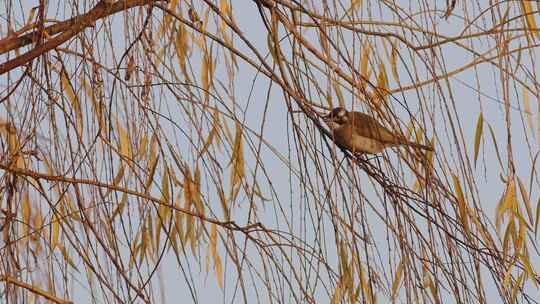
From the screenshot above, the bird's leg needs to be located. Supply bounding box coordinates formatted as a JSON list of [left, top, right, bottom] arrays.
[[364, 154, 382, 162]]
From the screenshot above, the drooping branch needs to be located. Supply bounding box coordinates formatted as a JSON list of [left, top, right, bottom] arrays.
[[0, 0, 167, 75]]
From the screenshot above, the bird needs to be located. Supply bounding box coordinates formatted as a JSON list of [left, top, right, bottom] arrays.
[[322, 107, 433, 154]]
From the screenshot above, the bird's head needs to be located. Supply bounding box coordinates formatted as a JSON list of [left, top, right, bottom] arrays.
[[323, 107, 349, 129]]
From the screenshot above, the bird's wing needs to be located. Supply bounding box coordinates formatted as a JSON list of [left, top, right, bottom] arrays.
[[350, 112, 398, 143]]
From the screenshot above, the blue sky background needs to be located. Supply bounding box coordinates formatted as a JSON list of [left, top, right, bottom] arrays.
[[2, 0, 540, 303]]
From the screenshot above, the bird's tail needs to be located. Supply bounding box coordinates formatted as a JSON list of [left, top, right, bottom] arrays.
[[404, 141, 433, 151]]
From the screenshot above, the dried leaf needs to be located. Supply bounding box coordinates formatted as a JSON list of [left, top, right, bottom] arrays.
[[59, 244, 79, 272], [145, 153, 159, 192], [496, 180, 517, 234], [230, 121, 244, 201], [332, 76, 345, 108], [199, 113, 219, 158], [51, 213, 60, 250], [452, 174, 471, 235], [376, 62, 389, 104], [106, 163, 125, 196], [138, 132, 149, 159], [193, 164, 205, 216], [360, 40, 371, 87], [522, 1, 540, 41], [535, 198, 540, 236], [390, 41, 400, 83], [487, 124, 504, 169], [331, 281, 343, 304], [158, 166, 171, 233], [202, 54, 210, 103], [511, 272, 526, 303], [516, 176, 533, 225], [125, 55, 135, 81], [391, 259, 404, 300], [110, 192, 128, 221], [116, 118, 132, 160], [523, 86, 535, 137], [214, 253, 223, 289], [175, 23, 190, 77], [344, 0, 362, 17], [473, 112, 484, 167], [61, 69, 84, 139], [22, 191, 31, 236], [319, 23, 330, 57], [80, 76, 105, 132]]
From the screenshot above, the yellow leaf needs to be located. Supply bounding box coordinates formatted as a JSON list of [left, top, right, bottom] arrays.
[[522, 1, 540, 41], [360, 40, 371, 87], [199, 111, 219, 158], [158, 167, 171, 232], [521, 247, 532, 275], [162, 0, 178, 32], [81, 76, 105, 132], [59, 244, 79, 272], [220, 0, 231, 18], [106, 162, 125, 196], [116, 118, 132, 160], [202, 54, 210, 103], [51, 213, 60, 250], [473, 112, 483, 167], [331, 281, 343, 304], [173, 197, 184, 247], [535, 197, 540, 235], [218, 186, 230, 220], [538, 104, 540, 145], [61, 69, 84, 139], [344, 0, 362, 17], [502, 219, 516, 254], [333, 76, 345, 108], [110, 192, 128, 221], [230, 121, 244, 201], [502, 265, 513, 289], [513, 209, 527, 252], [523, 86, 535, 137], [319, 23, 330, 57], [516, 176, 533, 225], [25, 7, 38, 26], [183, 167, 193, 209], [511, 272, 526, 303], [390, 41, 400, 83], [161, 167, 171, 204], [452, 174, 470, 234], [21, 191, 31, 236], [5, 123, 23, 169], [154, 46, 166, 68], [266, 32, 278, 64], [193, 164, 205, 215], [210, 223, 223, 288], [391, 259, 404, 300], [496, 180, 517, 234], [145, 153, 159, 192], [487, 124, 504, 169], [138, 132, 149, 159], [214, 252, 223, 289], [210, 223, 217, 258], [175, 23, 190, 77], [376, 62, 389, 104]]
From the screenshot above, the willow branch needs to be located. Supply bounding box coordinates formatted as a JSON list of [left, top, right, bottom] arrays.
[[0, 0, 167, 75]]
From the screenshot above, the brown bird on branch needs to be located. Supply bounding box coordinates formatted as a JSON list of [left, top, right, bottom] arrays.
[[322, 107, 433, 154]]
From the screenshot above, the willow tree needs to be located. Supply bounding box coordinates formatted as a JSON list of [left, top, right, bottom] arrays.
[[1, 0, 539, 303]]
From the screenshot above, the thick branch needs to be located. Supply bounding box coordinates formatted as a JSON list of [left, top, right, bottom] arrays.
[[0, 0, 166, 75]]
